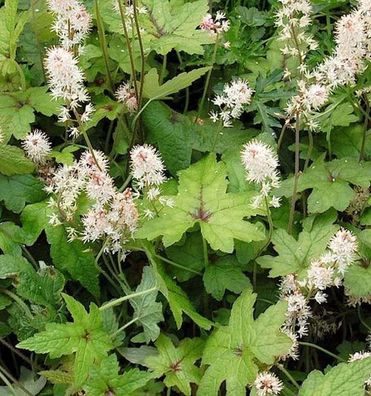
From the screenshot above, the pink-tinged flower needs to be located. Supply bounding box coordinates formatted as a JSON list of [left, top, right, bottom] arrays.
[[22, 130, 52, 164]]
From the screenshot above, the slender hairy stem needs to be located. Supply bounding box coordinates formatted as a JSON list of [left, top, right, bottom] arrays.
[[113, 316, 139, 337], [0, 367, 16, 396], [0, 289, 33, 320], [0, 364, 34, 396], [288, 115, 300, 234], [160, 54, 167, 85], [299, 342, 345, 362], [0, 339, 34, 368], [99, 287, 158, 311], [21, 246, 38, 269], [95, 0, 114, 92], [357, 305, 371, 332], [132, 0, 145, 108], [304, 128, 313, 170], [117, 0, 139, 102], [256, 197, 274, 257], [276, 364, 300, 390], [277, 122, 288, 151], [199, 35, 220, 115], [202, 236, 209, 267], [359, 94, 370, 162], [155, 254, 202, 276]]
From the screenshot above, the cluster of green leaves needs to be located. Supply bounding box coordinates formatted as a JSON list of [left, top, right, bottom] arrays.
[[0, 0, 370, 395]]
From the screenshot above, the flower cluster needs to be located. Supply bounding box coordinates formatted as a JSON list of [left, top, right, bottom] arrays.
[[45, 47, 89, 108], [113, 0, 147, 18], [116, 82, 138, 113], [210, 79, 253, 127], [199, 11, 230, 35], [47, 0, 91, 50], [22, 130, 52, 164], [45, 0, 94, 135], [47, 150, 138, 255], [130, 144, 174, 218], [241, 140, 281, 208], [275, 0, 318, 61], [280, 229, 358, 348], [200, 11, 230, 34], [253, 372, 283, 396], [281, 1, 371, 128]]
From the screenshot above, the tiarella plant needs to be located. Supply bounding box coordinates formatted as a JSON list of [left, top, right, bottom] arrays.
[[0, 0, 370, 395]]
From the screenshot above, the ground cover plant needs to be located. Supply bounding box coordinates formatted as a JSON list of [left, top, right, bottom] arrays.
[[0, 0, 370, 394]]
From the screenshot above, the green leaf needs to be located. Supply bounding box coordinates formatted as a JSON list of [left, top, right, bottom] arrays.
[[166, 233, 204, 282], [45, 224, 100, 298], [0, 222, 25, 255], [344, 263, 371, 299], [0, 146, 34, 176], [18, 294, 114, 388], [0, 88, 58, 138], [0, 254, 65, 309], [142, 101, 193, 175], [203, 256, 251, 300], [298, 358, 371, 396], [84, 354, 153, 396], [144, 334, 204, 396], [130, 266, 163, 343], [142, 67, 211, 100], [159, 265, 212, 330], [332, 124, 371, 158], [137, 154, 264, 253], [0, 174, 45, 213], [257, 215, 338, 278], [141, 0, 214, 55], [198, 290, 292, 396], [277, 158, 371, 213], [144, 243, 212, 330]]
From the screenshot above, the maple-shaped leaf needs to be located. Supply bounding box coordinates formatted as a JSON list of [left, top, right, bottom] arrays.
[[140, 0, 214, 55], [136, 154, 265, 253], [277, 158, 371, 213], [203, 256, 251, 301], [17, 294, 114, 388], [298, 358, 371, 396], [143, 334, 204, 396], [257, 214, 338, 278], [198, 289, 292, 396], [84, 354, 153, 396]]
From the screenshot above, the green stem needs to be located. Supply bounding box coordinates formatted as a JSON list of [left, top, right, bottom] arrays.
[[0, 367, 17, 396], [357, 305, 371, 332], [277, 122, 288, 151], [359, 95, 369, 162], [160, 54, 167, 85], [112, 316, 139, 337], [132, 0, 145, 108], [0, 289, 33, 320], [117, 0, 139, 102], [211, 119, 224, 152], [0, 364, 33, 396], [299, 342, 345, 362], [276, 364, 300, 390], [99, 287, 158, 311], [119, 174, 133, 192], [155, 254, 202, 276], [95, 0, 114, 92], [21, 246, 38, 269], [199, 35, 220, 115], [0, 339, 34, 368], [304, 128, 313, 170], [288, 115, 300, 235], [202, 236, 209, 267]]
